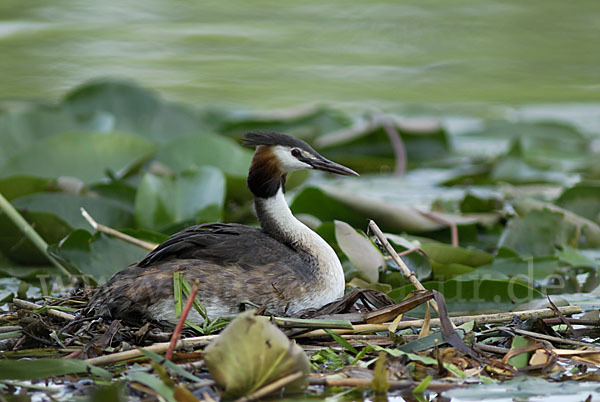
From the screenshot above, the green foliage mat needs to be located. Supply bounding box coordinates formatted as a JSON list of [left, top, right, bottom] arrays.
[[1, 78, 599, 308]]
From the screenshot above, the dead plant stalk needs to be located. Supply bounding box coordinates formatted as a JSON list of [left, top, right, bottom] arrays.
[[85, 335, 218, 366], [81, 207, 157, 251], [12, 298, 76, 321], [367, 220, 443, 316], [297, 305, 583, 338]]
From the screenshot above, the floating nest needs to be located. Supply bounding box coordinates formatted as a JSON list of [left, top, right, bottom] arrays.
[[1, 287, 598, 401]]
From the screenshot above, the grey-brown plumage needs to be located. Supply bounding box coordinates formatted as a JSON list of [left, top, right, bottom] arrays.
[[87, 131, 358, 323]]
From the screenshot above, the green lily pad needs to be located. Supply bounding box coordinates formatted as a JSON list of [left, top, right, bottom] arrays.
[[385, 235, 432, 280], [508, 335, 535, 369], [88, 180, 138, 207], [218, 106, 352, 141], [50, 229, 149, 283], [460, 121, 588, 162], [0, 131, 157, 184], [388, 278, 544, 315], [491, 157, 570, 184], [460, 193, 503, 213], [0, 211, 72, 265], [11, 192, 134, 230], [154, 132, 252, 179], [431, 261, 476, 281], [468, 256, 560, 282], [316, 122, 450, 172], [512, 198, 600, 248], [291, 186, 477, 234], [556, 183, 600, 223], [420, 242, 493, 267], [134, 167, 225, 232], [499, 209, 577, 256], [0, 176, 57, 201], [558, 245, 598, 270], [0, 105, 87, 165], [63, 78, 208, 142], [0, 252, 61, 280], [0, 358, 110, 380]]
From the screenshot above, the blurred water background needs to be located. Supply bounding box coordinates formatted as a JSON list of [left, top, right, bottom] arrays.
[[1, 0, 599, 118]]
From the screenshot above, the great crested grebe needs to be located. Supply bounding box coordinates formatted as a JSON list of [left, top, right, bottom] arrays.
[[87, 131, 358, 323]]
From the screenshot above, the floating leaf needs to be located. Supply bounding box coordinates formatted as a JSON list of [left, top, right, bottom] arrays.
[[155, 133, 252, 179], [460, 193, 503, 213], [431, 261, 475, 281], [0, 253, 60, 279], [421, 243, 493, 267], [317, 122, 450, 172], [388, 279, 544, 314], [558, 245, 598, 269], [0, 132, 156, 183], [218, 106, 352, 141], [0, 105, 85, 165], [0, 358, 110, 380], [491, 157, 570, 184], [134, 167, 225, 232], [50, 229, 149, 283], [0, 211, 72, 265], [461, 256, 560, 288], [556, 184, 600, 223], [89, 180, 138, 207], [0, 176, 57, 201], [127, 371, 175, 402], [11, 192, 134, 230], [63, 78, 208, 142], [499, 209, 577, 256], [291, 186, 478, 234], [512, 198, 600, 247], [385, 235, 432, 280], [508, 335, 535, 369], [204, 311, 310, 397]]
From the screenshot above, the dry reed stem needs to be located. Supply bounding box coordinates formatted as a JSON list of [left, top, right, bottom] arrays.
[[235, 371, 304, 402], [297, 306, 583, 338], [367, 220, 441, 315], [85, 335, 218, 366], [499, 327, 597, 348], [13, 298, 76, 321], [81, 207, 157, 251], [308, 376, 458, 392]]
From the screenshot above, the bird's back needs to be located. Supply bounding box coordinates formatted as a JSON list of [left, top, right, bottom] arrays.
[[87, 223, 320, 323]]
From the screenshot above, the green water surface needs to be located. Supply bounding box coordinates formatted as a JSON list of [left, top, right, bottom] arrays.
[[1, 0, 599, 111]]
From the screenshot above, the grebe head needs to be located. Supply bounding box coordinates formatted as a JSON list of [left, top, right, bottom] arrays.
[[244, 131, 358, 174], [244, 131, 358, 198]]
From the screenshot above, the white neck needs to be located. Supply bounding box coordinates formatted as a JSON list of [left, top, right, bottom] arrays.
[[254, 188, 345, 307]]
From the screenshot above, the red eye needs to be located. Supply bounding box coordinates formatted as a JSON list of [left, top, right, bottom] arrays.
[[291, 149, 300, 157]]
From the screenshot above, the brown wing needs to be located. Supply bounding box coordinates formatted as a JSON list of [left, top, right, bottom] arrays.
[[138, 223, 307, 268], [87, 223, 317, 323]]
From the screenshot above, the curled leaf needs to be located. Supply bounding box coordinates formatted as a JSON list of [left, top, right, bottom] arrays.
[[204, 311, 310, 397], [335, 220, 384, 283]]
